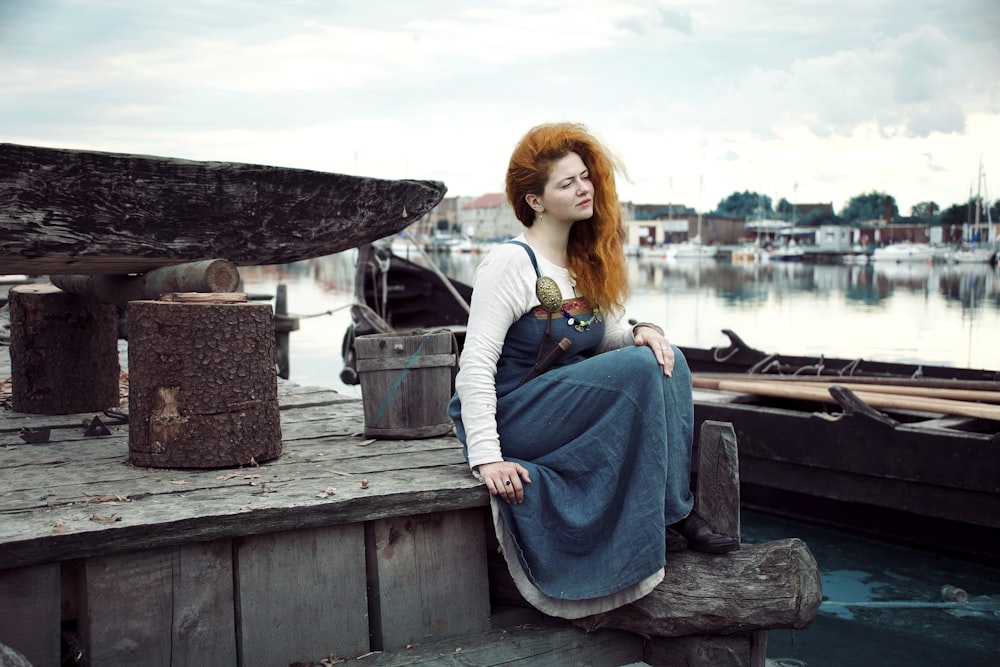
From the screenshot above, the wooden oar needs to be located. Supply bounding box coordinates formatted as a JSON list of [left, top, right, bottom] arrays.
[[736, 378, 1000, 403], [691, 372, 1000, 393], [691, 377, 1000, 421]]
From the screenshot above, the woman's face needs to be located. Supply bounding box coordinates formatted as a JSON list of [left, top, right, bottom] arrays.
[[534, 152, 594, 224]]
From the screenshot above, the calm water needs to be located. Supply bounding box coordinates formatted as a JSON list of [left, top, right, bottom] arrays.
[[240, 249, 1000, 666], [239, 249, 1000, 395]]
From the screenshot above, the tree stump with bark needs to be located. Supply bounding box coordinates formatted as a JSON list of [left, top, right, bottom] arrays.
[[126, 295, 281, 468], [8, 284, 120, 414]]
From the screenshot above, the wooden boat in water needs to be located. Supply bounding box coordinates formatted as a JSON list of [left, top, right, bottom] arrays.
[[340, 241, 1000, 562], [0, 143, 447, 275]]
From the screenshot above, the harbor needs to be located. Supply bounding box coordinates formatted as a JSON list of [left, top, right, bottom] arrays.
[[2, 141, 999, 665]]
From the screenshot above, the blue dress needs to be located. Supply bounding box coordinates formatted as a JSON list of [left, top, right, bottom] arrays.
[[449, 242, 694, 606]]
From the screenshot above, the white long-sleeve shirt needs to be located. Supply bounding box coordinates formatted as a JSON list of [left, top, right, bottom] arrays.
[[454, 234, 635, 469]]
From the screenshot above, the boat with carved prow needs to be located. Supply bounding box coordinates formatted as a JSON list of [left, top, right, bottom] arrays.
[[0, 143, 447, 275], [340, 241, 1000, 562]]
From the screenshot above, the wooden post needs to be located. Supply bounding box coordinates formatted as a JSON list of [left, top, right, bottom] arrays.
[[127, 295, 281, 468], [274, 284, 290, 380], [8, 284, 120, 414], [696, 420, 741, 544]]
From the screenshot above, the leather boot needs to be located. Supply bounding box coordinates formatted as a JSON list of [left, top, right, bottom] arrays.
[[665, 528, 688, 553], [669, 510, 739, 554]]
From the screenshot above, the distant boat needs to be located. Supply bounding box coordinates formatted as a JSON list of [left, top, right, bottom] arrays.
[[947, 245, 996, 264], [871, 242, 936, 263], [731, 243, 769, 263], [768, 241, 805, 262], [667, 237, 719, 260]]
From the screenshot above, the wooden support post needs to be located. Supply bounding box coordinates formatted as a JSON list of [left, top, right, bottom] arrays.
[[0, 564, 61, 667], [365, 508, 490, 651], [236, 524, 369, 667], [80, 541, 237, 666], [8, 284, 120, 414], [696, 419, 741, 544], [274, 283, 290, 380], [127, 296, 281, 468], [50, 259, 241, 308]]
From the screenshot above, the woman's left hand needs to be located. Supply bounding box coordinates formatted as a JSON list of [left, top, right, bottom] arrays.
[[634, 326, 674, 377]]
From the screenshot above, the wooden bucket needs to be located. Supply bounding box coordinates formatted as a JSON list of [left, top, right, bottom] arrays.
[[355, 331, 457, 439]]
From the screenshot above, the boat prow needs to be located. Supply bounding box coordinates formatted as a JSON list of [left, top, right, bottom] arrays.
[[0, 143, 448, 275]]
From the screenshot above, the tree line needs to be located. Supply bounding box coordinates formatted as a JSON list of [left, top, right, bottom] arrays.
[[712, 190, 1000, 227]]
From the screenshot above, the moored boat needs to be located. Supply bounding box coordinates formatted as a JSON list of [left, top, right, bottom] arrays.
[[339, 242, 1000, 561], [871, 242, 937, 263], [0, 143, 447, 275]]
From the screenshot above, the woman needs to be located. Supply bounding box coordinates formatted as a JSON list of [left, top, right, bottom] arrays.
[[448, 122, 737, 619]]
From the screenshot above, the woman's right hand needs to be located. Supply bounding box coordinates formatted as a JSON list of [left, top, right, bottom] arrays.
[[476, 461, 532, 504]]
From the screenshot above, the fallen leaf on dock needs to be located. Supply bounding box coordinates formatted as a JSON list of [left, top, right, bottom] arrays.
[[317, 486, 337, 498], [217, 472, 261, 481], [84, 493, 128, 503], [359, 438, 376, 447], [89, 513, 122, 525], [52, 521, 68, 533]]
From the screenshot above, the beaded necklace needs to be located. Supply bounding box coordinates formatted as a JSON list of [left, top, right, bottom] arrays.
[[561, 304, 602, 332]]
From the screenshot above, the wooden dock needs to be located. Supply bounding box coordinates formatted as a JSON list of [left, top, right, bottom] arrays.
[[1, 145, 819, 666], [0, 367, 820, 667]]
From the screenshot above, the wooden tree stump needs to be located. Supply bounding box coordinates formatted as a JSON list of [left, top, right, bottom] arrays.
[[8, 284, 120, 414], [127, 297, 281, 468]]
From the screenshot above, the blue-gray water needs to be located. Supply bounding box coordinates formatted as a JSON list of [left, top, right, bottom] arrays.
[[241, 250, 1000, 666], [240, 250, 1000, 397]]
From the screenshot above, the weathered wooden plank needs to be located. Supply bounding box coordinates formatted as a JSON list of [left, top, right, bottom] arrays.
[[695, 420, 740, 543], [0, 464, 486, 570], [236, 523, 368, 666], [0, 143, 447, 275], [694, 400, 1000, 493], [366, 508, 490, 650], [645, 632, 767, 667], [739, 456, 1000, 529], [353, 624, 644, 666], [0, 563, 61, 667], [81, 539, 237, 666]]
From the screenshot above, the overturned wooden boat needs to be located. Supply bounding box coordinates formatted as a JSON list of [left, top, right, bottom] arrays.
[[340, 241, 1000, 561], [0, 143, 447, 275]]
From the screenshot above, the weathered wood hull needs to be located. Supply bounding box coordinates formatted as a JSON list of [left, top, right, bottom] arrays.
[[341, 245, 1000, 561], [693, 396, 1000, 561], [684, 328, 1000, 383], [0, 143, 447, 274]]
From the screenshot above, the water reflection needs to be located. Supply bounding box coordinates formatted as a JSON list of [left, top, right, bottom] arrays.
[[238, 250, 1000, 385]]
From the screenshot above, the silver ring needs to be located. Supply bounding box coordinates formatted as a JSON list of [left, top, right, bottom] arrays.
[[504, 480, 512, 486]]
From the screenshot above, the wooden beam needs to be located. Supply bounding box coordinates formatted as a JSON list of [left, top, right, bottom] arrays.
[[0, 143, 447, 274], [572, 538, 821, 637], [49, 259, 240, 307]]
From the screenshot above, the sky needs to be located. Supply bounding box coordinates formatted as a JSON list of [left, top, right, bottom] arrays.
[[2, 0, 999, 216]]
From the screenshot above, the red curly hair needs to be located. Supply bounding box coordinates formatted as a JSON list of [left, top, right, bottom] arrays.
[[505, 122, 629, 315]]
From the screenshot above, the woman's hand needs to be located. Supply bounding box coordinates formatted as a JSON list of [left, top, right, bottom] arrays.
[[475, 461, 532, 504], [634, 325, 675, 377]]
